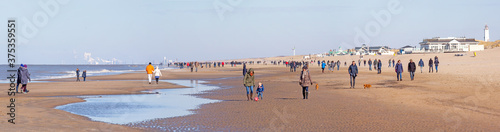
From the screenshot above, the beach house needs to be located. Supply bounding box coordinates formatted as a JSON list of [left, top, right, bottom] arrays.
[[419, 37, 483, 52], [355, 44, 391, 55]]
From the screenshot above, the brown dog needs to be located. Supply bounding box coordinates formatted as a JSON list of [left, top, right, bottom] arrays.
[[363, 84, 372, 89]]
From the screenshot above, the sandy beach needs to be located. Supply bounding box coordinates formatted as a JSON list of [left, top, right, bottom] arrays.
[[2, 48, 500, 131]]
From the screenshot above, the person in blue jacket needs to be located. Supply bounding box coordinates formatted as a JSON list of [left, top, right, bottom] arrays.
[[321, 61, 326, 73], [256, 82, 264, 100], [395, 60, 404, 81], [418, 59, 425, 73], [348, 61, 358, 89], [82, 70, 87, 81]]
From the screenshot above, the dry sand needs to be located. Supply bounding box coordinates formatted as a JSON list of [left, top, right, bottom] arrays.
[[1, 48, 500, 131]]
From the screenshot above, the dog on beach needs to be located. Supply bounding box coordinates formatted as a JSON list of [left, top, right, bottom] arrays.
[[363, 84, 372, 89]]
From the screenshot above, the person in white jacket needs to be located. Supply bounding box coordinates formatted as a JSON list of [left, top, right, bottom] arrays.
[[153, 66, 163, 84]]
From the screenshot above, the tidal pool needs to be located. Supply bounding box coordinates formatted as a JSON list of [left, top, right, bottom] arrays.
[[55, 80, 220, 125]]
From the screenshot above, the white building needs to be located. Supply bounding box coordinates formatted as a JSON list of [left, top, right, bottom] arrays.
[[419, 37, 481, 52], [355, 44, 391, 55], [485, 24, 490, 42]]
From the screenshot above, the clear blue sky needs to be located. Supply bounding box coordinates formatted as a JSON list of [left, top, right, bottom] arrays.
[[1, 0, 498, 64]]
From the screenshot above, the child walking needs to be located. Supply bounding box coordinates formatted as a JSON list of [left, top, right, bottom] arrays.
[[256, 82, 264, 100]]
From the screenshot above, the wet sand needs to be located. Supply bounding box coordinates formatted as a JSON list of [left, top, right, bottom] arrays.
[[1, 48, 500, 131]]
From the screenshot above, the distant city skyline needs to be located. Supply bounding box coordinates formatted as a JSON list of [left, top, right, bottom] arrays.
[[1, 0, 499, 64]]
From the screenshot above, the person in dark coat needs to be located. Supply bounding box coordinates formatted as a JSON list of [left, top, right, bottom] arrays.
[[408, 59, 416, 81], [395, 60, 404, 81], [348, 61, 358, 89], [242, 63, 247, 76], [377, 59, 382, 74], [418, 59, 424, 73], [428, 58, 434, 73], [16, 64, 24, 93], [392, 59, 395, 67], [82, 70, 87, 81], [434, 56, 439, 73]]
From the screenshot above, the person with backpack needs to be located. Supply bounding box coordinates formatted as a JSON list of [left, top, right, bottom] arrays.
[[395, 60, 404, 81], [408, 59, 416, 81], [299, 66, 313, 99], [418, 59, 424, 73]]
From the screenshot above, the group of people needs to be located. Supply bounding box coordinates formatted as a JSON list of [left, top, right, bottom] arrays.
[[75, 68, 87, 82], [318, 60, 341, 73], [243, 68, 265, 101], [146, 62, 163, 84], [16, 64, 31, 94]]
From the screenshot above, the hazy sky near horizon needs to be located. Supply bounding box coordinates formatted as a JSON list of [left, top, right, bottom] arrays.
[[1, 0, 499, 64]]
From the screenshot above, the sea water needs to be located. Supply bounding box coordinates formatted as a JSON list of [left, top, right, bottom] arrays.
[[0, 64, 173, 83], [55, 80, 220, 125]]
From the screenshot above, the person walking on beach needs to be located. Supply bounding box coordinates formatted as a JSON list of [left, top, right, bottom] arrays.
[[256, 82, 264, 100], [395, 60, 403, 81], [321, 61, 326, 73], [348, 61, 358, 89], [408, 59, 416, 81], [20, 64, 31, 93], [434, 56, 439, 73], [299, 66, 313, 99], [16, 64, 24, 93], [337, 60, 340, 71], [388, 59, 391, 67], [76, 68, 80, 82], [293, 61, 297, 72], [358, 60, 361, 66], [330, 61, 335, 72], [418, 59, 424, 73], [373, 59, 378, 71], [317, 60, 320, 66], [243, 68, 255, 101], [364, 60, 366, 66], [428, 58, 434, 73], [153, 66, 162, 84], [377, 59, 382, 74], [146, 62, 155, 84], [82, 70, 87, 82], [243, 63, 247, 76], [392, 59, 395, 67], [195, 62, 199, 72], [368, 59, 372, 71]]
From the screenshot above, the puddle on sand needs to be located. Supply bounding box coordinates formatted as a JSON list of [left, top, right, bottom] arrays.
[[55, 80, 220, 125]]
